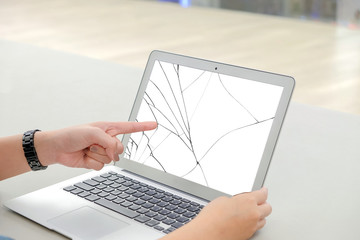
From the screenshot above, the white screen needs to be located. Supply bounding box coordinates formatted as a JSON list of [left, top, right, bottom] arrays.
[[125, 60, 283, 195]]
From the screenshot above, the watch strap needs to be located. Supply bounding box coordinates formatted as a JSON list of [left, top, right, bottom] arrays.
[[22, 129, 47, 171]]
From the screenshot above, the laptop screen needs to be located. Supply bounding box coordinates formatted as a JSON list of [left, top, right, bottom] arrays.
[[124, 60, 284, 195]]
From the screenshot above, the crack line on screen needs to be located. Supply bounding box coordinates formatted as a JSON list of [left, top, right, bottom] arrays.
[[125, 62, 275, 187]]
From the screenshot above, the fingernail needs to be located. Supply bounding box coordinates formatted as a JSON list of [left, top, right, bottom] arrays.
[[90, 145, 98, 152]]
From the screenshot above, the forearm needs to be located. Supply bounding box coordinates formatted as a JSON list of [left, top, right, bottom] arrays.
[[0, 131, 52, 180], [0, 134, 31, 180]]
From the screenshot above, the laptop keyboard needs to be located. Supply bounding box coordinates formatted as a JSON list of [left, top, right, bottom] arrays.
[[63, 171, 204, 234]]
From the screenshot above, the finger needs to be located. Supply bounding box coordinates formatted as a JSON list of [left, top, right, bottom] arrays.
[[92, 121, 158, 136], [89, 145, 107, 156], [85, 148, 113, 164], [256, 218, 267, 230], [85, 128, 118, 161], [83, 155, 105, 171], [258, 202, 272, 219], [248, 187, 268, 205]]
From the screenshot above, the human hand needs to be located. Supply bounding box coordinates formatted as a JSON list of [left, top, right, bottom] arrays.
[[35, 121, 157, 170], [162, 188, 271, 240]]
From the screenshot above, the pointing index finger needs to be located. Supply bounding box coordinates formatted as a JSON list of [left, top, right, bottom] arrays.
[[93, 121, 158, 137]]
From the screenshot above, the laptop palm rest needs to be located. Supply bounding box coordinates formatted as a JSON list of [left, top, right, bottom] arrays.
[[48, 206, 129, 240]]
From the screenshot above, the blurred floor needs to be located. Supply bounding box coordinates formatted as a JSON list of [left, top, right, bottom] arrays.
[[0, 0, 359, 115]]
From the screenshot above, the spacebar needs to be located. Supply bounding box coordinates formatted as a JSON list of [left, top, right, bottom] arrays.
[[95, 199, 139, 218]]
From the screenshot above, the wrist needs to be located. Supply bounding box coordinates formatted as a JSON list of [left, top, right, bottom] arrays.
[[33, 131, 55, 167]]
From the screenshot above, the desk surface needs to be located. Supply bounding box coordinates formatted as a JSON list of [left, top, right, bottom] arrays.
[[1, 41, 360, 239]]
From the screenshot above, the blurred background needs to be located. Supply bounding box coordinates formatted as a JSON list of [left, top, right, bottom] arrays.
[[0, 0, 359, 115], [161, 0, 360, 29]]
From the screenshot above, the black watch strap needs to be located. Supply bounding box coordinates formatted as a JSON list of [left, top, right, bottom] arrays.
[[22, 129, 47, 171]]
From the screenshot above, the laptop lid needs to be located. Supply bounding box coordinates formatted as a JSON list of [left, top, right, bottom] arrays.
[[118, 50, 294, 201]]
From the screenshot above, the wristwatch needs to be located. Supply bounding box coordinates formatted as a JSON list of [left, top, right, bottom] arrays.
[[22, 129, 47, 171]]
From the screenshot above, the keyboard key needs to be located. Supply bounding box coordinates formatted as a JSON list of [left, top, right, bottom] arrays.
[[162, 196, 173, 202], [179, 202, 190, 208], [153, 193, 165, 199], [115, 178, 126, 184], [171, 222, 184, 229], [159, 209, 171, 216], [120, 201, 132, 207], [149, 198, 160, 204], [146, 190, 157, 196], [129, 204, 141, 211], [134, 215, 151, 223], [63, 186, 76, 192], [83, 179, 99, 187], [118, 193, 130, 199], [133, 192, 145, 198], [142, 202, 154, 209], [111, 190, 122, 196], [154, 225, 164, 231], [183, 211, 196, 218], [150, 205, 162, 212], [90, 188, 102, 195], [75, 182, 94, 191], [130, 184, 141, 190], [170, 199, 182, 205], [103, 180, 114, 185], [155, 188, 165, 193], [103, 187, 115, 193], [140, 195, 152, 201], [134, 199, 146, 205], [98, 192, 109, 198], [145, 211, 157, 218], [95, 199, 139, 218], [70, 188, 83, 195], [96, 184, 107, 190], [165, 204, 177, 211], [158, 201, 169, 207], [113, 198, 124, 204], [100, 173, 111, 178], [163, 218, 176, 225], [125, 189, 137, 195], [137, 207, 149, 214], [163, 227, 176, 234], [105, 195, 117, 201], [146, 220, 160, 227], [187, 205, 199, 212], [167, 213, 179, 219], [176, 216, 189, 223], [126, 196, 137, 202], [92, 176, 106, 182], [154, 215, 166, 221], [85, 194, 100, 202], [174, 208, 186, 214], [78, 192, 91, 198], [172, 195, 182, 200], [118, 186, 128, 191], [110, 183, 121, 189], [108, 176, 118, 181]]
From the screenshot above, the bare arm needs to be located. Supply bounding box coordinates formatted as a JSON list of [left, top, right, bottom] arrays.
[[0, 121, 157, 180]]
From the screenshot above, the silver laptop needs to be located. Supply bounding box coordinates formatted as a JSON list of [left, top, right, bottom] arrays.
[[5, 51, 294, 240]]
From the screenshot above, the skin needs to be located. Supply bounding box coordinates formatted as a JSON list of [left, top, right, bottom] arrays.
[[0, 121, 157, 180], [0, 121, 272, 240]]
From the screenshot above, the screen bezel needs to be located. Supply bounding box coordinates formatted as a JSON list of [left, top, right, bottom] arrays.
[[118, 50, 295, 201]]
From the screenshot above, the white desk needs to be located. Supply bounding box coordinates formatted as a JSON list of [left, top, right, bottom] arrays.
[[1, 40, 359, 239]]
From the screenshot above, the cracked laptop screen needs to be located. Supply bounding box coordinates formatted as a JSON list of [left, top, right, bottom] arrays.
[[124, 60, 283, 195]]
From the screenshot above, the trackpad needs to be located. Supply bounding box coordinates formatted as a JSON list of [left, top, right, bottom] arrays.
[[48, 206, 129, 240]]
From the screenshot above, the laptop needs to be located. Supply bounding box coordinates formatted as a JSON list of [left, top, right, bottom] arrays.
[[5, 50, 294, 240]]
